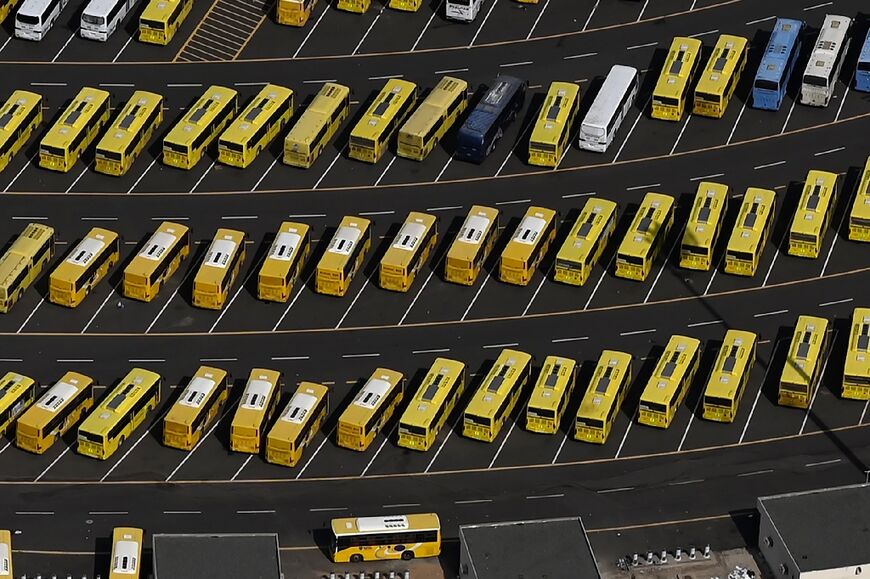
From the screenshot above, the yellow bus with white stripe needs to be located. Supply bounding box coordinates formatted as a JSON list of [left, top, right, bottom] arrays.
[[331, 513, 441, 563], [575, 350, 633, 444], [95, 91, 163, 176], [693, 34, 749, 118], [615, 192, 675, 281], [499, 206, 558, 286], [849, 156, 870, 241], [779, 315, 830, 409], [679, 181, 729, 271], [163, 85, 239, 170], [702, 330, 757, 422], [379, 211, 438, 292], [257, 221, 311, 302], [0, 222, 54, 313], [49, 227, 120, 308], [337, 368, 405, 452], [139, 0, 192, 44], [108, 527, 143, 579], [218, 84, 294, 168], [554, 197, 617, 286], [463, 349, 533, 442], [398, 358, 466, 451], [0, 372, 38, 437], [39, 87, 111, 172], [162, 366, 231, 450], [528, 81, 580, 167], [397, 76, 468, 161], [0, 90, 43, 173], [652, 36, 703, 121], [315, 216, 372, 297], [192, 228, 247, 310], [638, 335, 702, 429], [230, 368, 283, 454], [444, 205, 500, 286], [843, 307, 870, 400], [525, 356, 577, 434], [283, 82, 350, 169], [788, 169, 838, 258], [266, 381, 329, 467], [349, 79, 418, 163], [77, 368, 162, 460], [725, 187, 777, 276], [122, 221, 191, 302], [16, 371, 96, 454]]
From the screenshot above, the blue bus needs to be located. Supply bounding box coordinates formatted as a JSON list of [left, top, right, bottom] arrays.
[[857, 29, 870, 93], [455, 75, 527, 164], [752, 18, 804, 111]]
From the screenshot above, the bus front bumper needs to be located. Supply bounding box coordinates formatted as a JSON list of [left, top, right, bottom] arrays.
[[574, 426, 605, 444], [80, 28, 108, 41]]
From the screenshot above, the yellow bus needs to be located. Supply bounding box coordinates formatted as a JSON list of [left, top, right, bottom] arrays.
[[389, 0, 421, 11], [122, 221, 191, 302], [331, 513, 441, 563], [192, 228, 247, 310], [397, 76, 469, 161], [337, 0, 369, 14], [379, 211, 438, 292], [337, 368, 405, 452], [574, 350, 633, 444], [0, 529, 12, 579], [702, 330, 757, 422], [528, 81, 581, 167], [0, 372, 38, 437], [554, 197, 617, 286], [39, 87, 111, 173], [525, 355, 577, 434], [163, 366, 231, 450], [108, 527, 143, 579], [277, 0, 317, 26], [843, 307, 870, 400], [397, 358, 467, 451], [16, 371, 95, 454], [95, 91, 163, 177], [679, 181, 729, 271], [693, 34, 749, 118], [638, 335, 702, 429], [652, 36, 703, 121], [315, 215, 372, 297], [779, 315, 830, 409], [265, 381, 329, 467], [849, 156, 870, 242], [0, 222, 54, 313], [498, 205, 558, 286], [283, 82, 350, 169], [163, 85, 239, 170], [257, 221, 311, 302], [49, 227, 120, 308], [0, 90, 43, 173], [0, 0, 22, 23], [218, 84, 294, 169], [788, 170, 838, 259], [230, 368, 283, 454], [725, 187, 777, 276], [463, 348, 533, 442], [139, 0, 192, 44], [349, 79, 418, 164], [615, 192, 675, 281], [77, 368, 162, 460], [444, 205, 500, 286]]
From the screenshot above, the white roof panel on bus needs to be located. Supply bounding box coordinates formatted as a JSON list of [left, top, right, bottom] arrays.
[[268, 232, 302, 261], [66, 237, 106, 267], [203, 239, 237, 269], [37, 381, 79, 412], [458, 215, 491, 245], [112, 540, 139, 574], [357, 515, 410, 533], [512, 215, 546, 245], [138, 231, 177, 262], [353, 378, 391, 409], [328, 226, 362, 255], [280, 391, 318, 424], [241, 378, 274, 410], [178, 377, 216, 408], [392, 222, 427, 251], [582, 65, 637, 130]]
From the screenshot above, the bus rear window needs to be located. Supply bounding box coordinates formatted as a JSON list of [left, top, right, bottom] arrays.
[[653, 96, 679, 107], [140, 19, 164, 30], [695, 92, 720, 103], [727, 250, 753, 262], [803, 74, 827, 87], [704, 396, 732, 408], [40, 145, 65, 157], [82, 14, 104, 25], [17, 14, 40, 25], [617, 253, 644, 266], [682, 244, 707, 256], [754, 79, 779, 92], [859, 61, 870, 72]]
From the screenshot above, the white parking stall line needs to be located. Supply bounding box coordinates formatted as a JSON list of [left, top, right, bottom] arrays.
[[272, 271, 314, 331], [455, 499, 492, 505], [613, 96, 650, 162], [434, 156, 453, 182], [461, 274, 490, 321], [251, 159, 278, 191], [412, 0, 445, 51], [525, 0, 551, 39], [803, 1, 832, 11], [352, 4, 386, 56], [81, 288, 117, 333], [581, 0, 600, 30], [626, 182, 660, 192], [303, 79, 337, 85], [128, 159, 157, 193], [399, 260, 441, 325], [469, 0, 499, 47], [189, 161, 215, 193], [635, 0, 649, 21], [551, 336, 588, 344], [596, 487, 634, 494], [237, 509, 276, 514], [494, 116, 537, 177], [584, 252, 616, 310], [780, 98, 796, 133], [65, 166, 89, 194], [296, 425, 335, 479], [643, 233, 681, 303], [112, 35, 135, 63], [101, 404, 174, 481], [15, 511, 55, 515], [499, 61, 533, 69], [819, 298, 852, 307], [382, 503, 421, 509], [820, 196, 852, 277], [487, 419, 517, 468], [434, 68, 469, 75], [677, 380, 706, 451], [859, 401, 869, 425], [17, 298, 44, 333], [738, 469, 774, 477], [88, 511, 129, 515], [745, 15, 776, 26], [361, 423, 398, 476], [620, 328, 656, 337], [551, 431, 569, 464], [483, 342, 518, 349], [799, 337, 835, 435], [335, 278, 371, 329], [626, 41, 657, 51], [689, 173, 725, 182], [0, 442, 11, 455], [669, 115, 692, 154], [726, 100, 746, 145], [753, 308, 789, 318], [374, 156, 397, 186], [425, 414, 460, 473], [0, 37, 12, 54], [522, 268, 549, 316], [689, 29, 718, 38], [34, 447, 71, 482], [230, 455, 254, 481], [166, 402, 237, 481], [209, 256, 264, 333], [834, 73, 854, 122], [313, 147, 344, 189], [342, 352, 380, 359], [739, 341, 782, 443], [293, 2, 330, 58], [814, 146, 846, 157], [145, 266, 197, 333], [613, 411, 637, 458], [3, 153, 38, 192], [805, 458, 841, 468], [687, 319, 723, 328], [762, 231, 788, 286], [51, 32, 77, 63]]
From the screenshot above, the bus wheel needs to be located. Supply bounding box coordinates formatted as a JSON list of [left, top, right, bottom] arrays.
[[401, 551, 414, 561], [350, 554, 363, 563]]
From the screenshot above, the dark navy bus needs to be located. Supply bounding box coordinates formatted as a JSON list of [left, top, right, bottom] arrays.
[[455, 75, 527, 163]]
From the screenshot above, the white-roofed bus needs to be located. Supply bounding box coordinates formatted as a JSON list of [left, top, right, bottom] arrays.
[[379, 211, 438, 292], [162, 366, 231, 450], [331, 513, 440, 563], [16, 371, 96, 454], [49, 227, 120, 308], [122, 221, 190, 302], [444, 205, 500, 286], [257, 221, 311, 302], [230, 368, 283, 454], [265, 381, 329, 467], [315, 215, 372, 297], [498, 206, 557, 286], [108, 527, 143, 579], [337, 368, 405, 452], [192, 228, 247, 310]]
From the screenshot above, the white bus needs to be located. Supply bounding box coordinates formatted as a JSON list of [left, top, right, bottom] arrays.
[[578, 64, 639, 153], [445, 0, 480, 22], [81, 0, 139, 41], [15, 0, 69, 40], [800, 14, 852, 107]]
